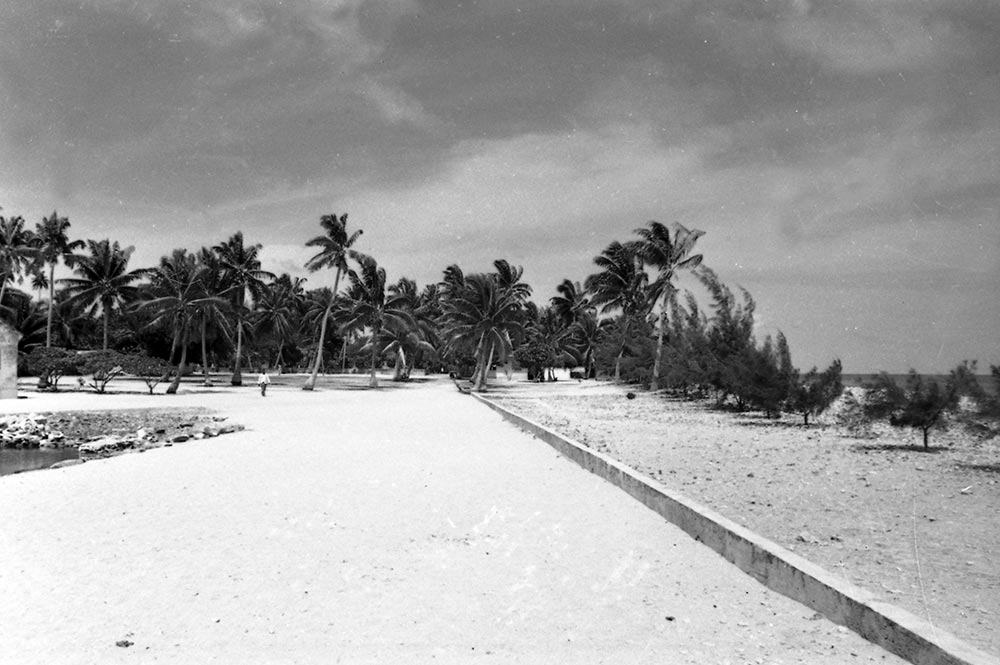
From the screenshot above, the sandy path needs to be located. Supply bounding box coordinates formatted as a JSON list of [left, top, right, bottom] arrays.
[[0, 379, 905, 664]]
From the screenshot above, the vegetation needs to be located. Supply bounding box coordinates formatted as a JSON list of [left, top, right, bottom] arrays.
[[0, 202, 994, 447]]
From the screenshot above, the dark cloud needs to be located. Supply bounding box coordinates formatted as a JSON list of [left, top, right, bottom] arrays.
[[0, 0, 997, 371]]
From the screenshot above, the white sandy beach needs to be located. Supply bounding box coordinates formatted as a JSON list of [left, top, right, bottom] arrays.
[[0, 377, 907, 664]]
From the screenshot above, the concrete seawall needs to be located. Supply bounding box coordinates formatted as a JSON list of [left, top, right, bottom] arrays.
[[473, 393, 999, 665]]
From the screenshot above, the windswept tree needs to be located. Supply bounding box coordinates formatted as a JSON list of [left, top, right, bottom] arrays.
[[787, 359, 844, 425], [863, 370, 959, 449], [302, 213, 363, 390], [213, 232, 274, 385], [34, 211, 84, 347], [632, 221, 705, 391], [59, 239, 146, 350], [440, 260, 530, 392], [340, 255, 413, 388], [0, 210, 38, 314], [584, 241, 650, 382]]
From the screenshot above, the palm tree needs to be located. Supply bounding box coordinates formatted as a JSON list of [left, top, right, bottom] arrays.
[[193, 248, 231, 384], [441, 261, 530, 392], [584, 240, 650, 382], [256, 273, 305, 369], [632, 221, 705, 391], [213, 232, 274, 385], [382, 277, 436, 380], [34, 211, 85, 347], [302, 213, 363, 390], [141, 249, 225, 393], [340, 255, 413, 388], [0, 210, 39, 316], [59, 239, 146, 350], [301, 287, 339, 375], [550, 279, 592, 328]]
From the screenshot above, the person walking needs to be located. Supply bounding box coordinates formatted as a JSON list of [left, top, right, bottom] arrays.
[[257, 368, 271, 396]]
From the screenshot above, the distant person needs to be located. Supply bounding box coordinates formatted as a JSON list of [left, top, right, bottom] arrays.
[[257, 368, 271, 396]]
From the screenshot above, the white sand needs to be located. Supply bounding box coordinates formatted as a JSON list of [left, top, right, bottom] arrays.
[[0, 378, 906, 664]]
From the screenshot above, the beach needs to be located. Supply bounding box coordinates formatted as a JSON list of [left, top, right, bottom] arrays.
[[0, 376, 915, 664], [486, 377, 1000, 658]]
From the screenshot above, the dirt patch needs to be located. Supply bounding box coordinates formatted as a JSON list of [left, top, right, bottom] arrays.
[[486, 380, 1000, 657]]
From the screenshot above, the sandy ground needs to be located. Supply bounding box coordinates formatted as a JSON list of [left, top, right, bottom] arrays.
[[0, 376, 910, 664], [485, 377, 1000, 659]]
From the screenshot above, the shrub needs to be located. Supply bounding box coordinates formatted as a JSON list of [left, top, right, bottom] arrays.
[[787, 359, 844, 426], [119, 353, 174, 394], [863, 370, 958, 449], [78, 350, 129, 394], [23, 347, 81, 391]]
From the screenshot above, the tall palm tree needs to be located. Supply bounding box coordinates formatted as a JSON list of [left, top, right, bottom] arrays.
[[632, 221, 705, 391], [0, 210, 39, 316], [340, 255, 413, 388], [584, 240, 650, 382], [301, 287, 339, 375], [34, 211, 85, 347], [213, 232, 274, 385], [441, 261, 530, 392], [302, 213, 363, 390], [192, 248, 232, 384], [59, 239, 146, 350]]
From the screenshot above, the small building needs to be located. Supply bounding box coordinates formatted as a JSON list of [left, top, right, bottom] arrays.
[[0, 320, 21, 399]]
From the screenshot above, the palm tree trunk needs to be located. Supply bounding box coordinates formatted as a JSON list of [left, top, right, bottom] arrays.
[[651, 298, 668, 391], [304, 268, 342, 390], [303, 305, 331, 390], [200, 318, 210, 385], [231, 320, 243, 386], [102, 307, 110, 350], [46, 264, 56, 347], [475, 342, 495, 392], [393, 347, 407, 381], [167, 326, 190, 394], [369, 338, 379, 388]]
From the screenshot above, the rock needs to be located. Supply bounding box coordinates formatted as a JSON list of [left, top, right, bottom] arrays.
[[50, 459, 84, 469], [201, 426, 220, 438], [79, 436, 125, 455], [796, 531, 821, 544], [219, 423, 245, 434], [170, 434, 190, 443]]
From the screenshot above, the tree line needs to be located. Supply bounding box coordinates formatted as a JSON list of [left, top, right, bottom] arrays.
[[2, 206, 997, 441]]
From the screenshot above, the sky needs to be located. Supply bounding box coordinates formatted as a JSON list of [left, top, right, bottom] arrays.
[[0, 0, 998, 373]]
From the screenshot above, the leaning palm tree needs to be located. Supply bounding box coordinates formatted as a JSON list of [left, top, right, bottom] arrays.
[[34, 211, 84, 347], [302, 213, 363, 390], [193, 247, 232, 384], [632, 221, 705, 391], [213, 232, 274, 385], [339, 255, 413, 388], [59, 239, 147, 350], [584, 240, 650, 382], [0, 210, 39, 316]]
